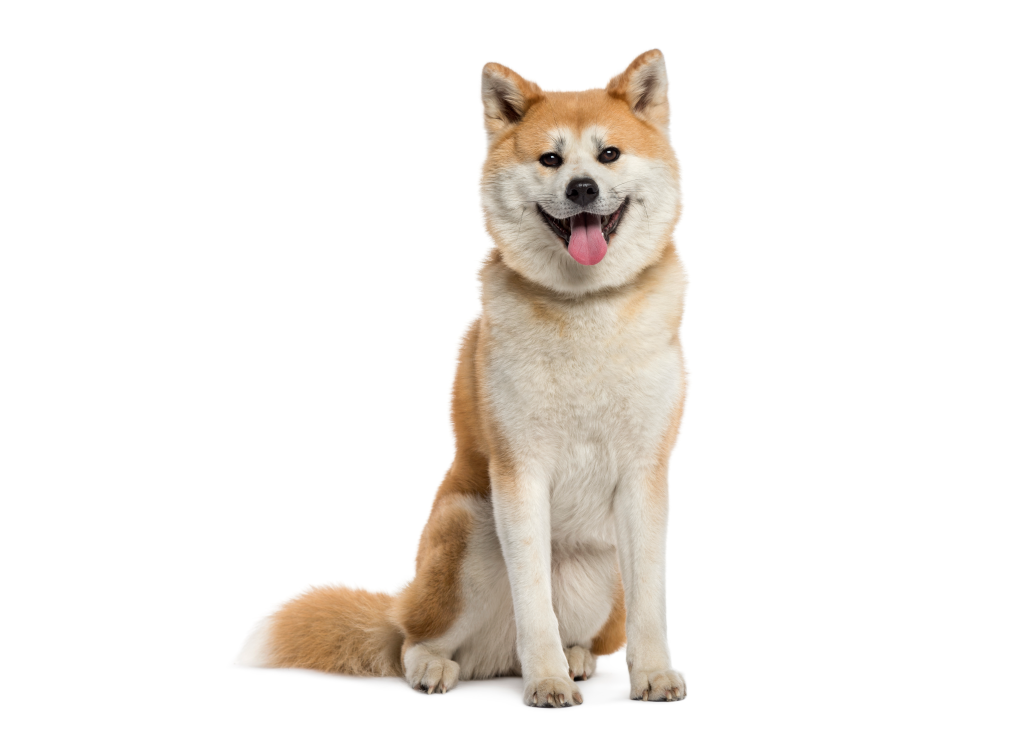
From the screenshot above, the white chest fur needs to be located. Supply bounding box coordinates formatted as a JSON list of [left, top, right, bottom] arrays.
[[480, 255, 686, 545]]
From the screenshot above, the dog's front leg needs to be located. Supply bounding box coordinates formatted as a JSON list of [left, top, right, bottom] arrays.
[[614, 470, 686, 701], [491, 467, 581, 707]]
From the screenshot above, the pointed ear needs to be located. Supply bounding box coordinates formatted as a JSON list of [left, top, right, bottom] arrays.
[[606, 49, 670, 130], [481, 63, 543, 144]]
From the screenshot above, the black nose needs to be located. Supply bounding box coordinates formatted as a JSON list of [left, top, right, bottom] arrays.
[[566, 177, 599, 207]]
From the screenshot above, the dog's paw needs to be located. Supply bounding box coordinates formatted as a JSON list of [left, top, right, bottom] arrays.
[[630, 668, 686, 701], [523, 676, 583, 707], [563, 645, 596, 681], [406, 656, 459, 695]]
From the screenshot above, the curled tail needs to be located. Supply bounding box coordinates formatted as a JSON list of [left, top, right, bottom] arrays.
[[240, 586, 404, 677]]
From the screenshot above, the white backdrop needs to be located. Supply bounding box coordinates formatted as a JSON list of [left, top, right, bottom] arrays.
[[2, 1, 1022, 729]]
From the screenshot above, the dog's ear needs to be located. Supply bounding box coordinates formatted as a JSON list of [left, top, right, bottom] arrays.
[[481, 63, 543, 144], [606, 49, 669, 131]]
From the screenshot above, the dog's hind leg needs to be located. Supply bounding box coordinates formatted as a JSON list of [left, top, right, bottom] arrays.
[[393, 492, 481, 694]]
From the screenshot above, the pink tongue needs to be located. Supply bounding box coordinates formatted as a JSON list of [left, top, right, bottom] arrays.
[[567, 213, 607, 265]]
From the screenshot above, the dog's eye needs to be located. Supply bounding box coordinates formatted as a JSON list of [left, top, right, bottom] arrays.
[[599, 147, 620, 163], [539, 153, 563, 168]]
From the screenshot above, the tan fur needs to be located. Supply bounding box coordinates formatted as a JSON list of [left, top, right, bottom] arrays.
[[393, 325, 490, 643], [606, 49, 671, 132], [481, 63, 544, 144], [266, 586, 403, 676], [482, 89, 676, 184], [249, 50, 686, 705], [589, 576, 626, 655], [395, 498, 474, 643]]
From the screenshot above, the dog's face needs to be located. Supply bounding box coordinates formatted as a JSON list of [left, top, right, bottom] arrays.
[[480, 50, 681, 295]]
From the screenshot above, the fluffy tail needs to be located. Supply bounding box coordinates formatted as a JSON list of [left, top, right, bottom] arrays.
[[239, 586, 404, 677]]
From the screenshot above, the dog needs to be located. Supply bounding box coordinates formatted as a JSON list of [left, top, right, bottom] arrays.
[[241, 49, 687, 707]]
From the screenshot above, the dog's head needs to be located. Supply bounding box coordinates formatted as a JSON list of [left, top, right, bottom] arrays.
[[481, 50, 680, 295]]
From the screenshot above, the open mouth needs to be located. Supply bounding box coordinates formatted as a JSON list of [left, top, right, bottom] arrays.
[[538, 198, 629, 251]]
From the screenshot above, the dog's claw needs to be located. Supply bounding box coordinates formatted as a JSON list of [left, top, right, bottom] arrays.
[[631, 669, 687, 701], [524, 677, 581, 707]]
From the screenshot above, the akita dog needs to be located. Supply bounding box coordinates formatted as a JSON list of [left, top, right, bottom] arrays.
[[242, 49, 687, 707]]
